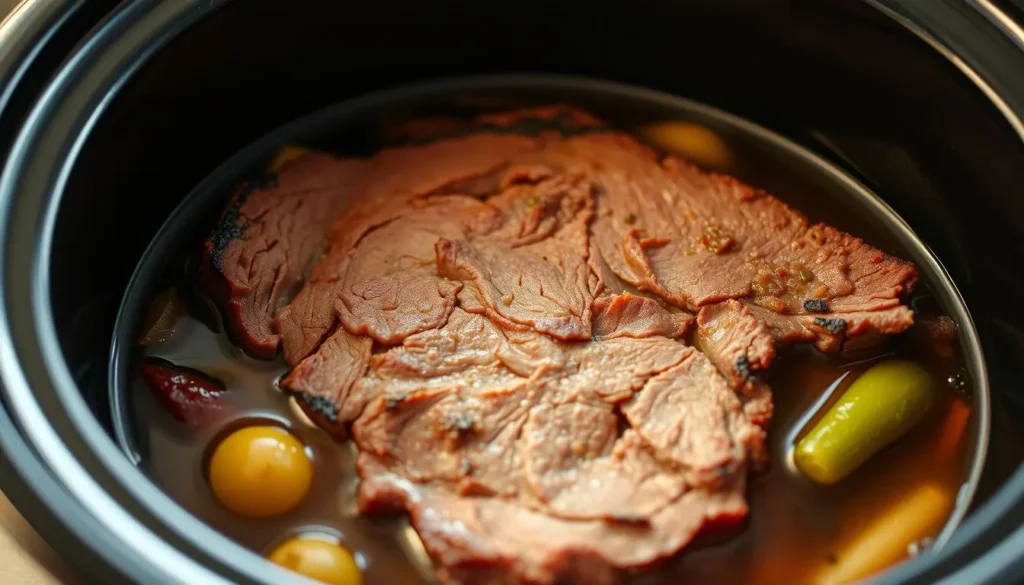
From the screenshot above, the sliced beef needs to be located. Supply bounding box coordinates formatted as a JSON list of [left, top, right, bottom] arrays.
[[562, 336, 690, 403], [546, 134, 917, 351], [353, 379, 535, 498], [694, 300, 774, 389], [358, 459, 747, 585], [336, 269, 462, 344], [622, 348, 764, 488], [437, 237, 597, 340], [436, 171, 599, 341], [201, 106, 924, 585], [522, 405, 686, 522], [201, 152, 365, 359], [280, 327, 372, 435], [274, 134, 543, 364], [592, 293, 692, 340]]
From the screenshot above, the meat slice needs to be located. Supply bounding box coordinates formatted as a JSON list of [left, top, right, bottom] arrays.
[[371, 308, 565, 380], [201, 106, 925, 585], [275, 134, 543, 364], [695, 300, 774, 388], [622, 347, 764, 488], [353, 379, 535, 498], [336, 270, 461, 344], [436, 171, 599, 341], [592, 293, 692, 340], [522, 403, 686, 522], [563, 336, 690, 403], [201, 152, 365, 359], [358, 460, 747, 585], [281, 327, 372, 434], [546, 134, 918, 351], [437, 237, 597, 340]]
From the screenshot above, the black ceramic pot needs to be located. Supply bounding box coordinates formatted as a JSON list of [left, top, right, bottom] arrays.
[[1, 1, 1023, 584]]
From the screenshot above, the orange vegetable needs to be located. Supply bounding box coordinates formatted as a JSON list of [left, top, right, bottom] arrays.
[[815, 483, 951, 585], [936, 399, 971, 460]]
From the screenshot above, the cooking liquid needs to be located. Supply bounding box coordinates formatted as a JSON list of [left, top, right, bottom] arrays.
[[130, 99, 979, 585]]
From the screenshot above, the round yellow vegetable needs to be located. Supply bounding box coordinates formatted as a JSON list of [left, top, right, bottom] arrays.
[[208, 425, 313, 517], [794, 360, 935, 485], [641, 121, 732, 169], [268, 537, 363, 585]]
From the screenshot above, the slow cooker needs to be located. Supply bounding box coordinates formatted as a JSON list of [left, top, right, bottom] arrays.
[[1, 1, 1023, 584]]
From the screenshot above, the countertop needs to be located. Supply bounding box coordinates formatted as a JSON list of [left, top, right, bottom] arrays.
[[0, 491, 80, 584]]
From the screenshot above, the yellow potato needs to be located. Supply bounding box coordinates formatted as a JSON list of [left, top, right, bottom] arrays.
[[269, 537, 362, 585], [642, 121, 732, 170], [208, 425, 313, 517]]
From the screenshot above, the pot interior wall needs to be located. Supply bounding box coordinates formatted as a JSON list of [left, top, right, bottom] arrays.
[[47, 0, 1024, 562]]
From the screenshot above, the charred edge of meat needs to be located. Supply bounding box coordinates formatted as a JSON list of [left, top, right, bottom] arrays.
[[814, 317, 848, 335], [803, 299, 830, 313], [294, 391, 340, 424], [735, 355, 755, 382], [207, 170, 279, 271], [395, 111, 611, 146]]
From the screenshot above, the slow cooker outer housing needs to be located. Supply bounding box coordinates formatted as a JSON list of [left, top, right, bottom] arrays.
[[2, 1, 1024, 584]]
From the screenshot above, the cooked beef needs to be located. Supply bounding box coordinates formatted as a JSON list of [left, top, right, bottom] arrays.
[[621, 347, 764, 487], [358, 459, 747, 585], [202, 106, 920, 585], [545, 134, 916, 351], [200, 152, 365, 359], [522, 410, 687, 522], [436, 171, 599, 341], [274, 133, 544, 364], [694, 300, 774, 389], [592, 293, 692, 340], [281, 327, 372, 435]]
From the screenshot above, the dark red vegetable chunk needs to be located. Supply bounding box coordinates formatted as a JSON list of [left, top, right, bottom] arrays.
[[137, 360, 228, 428]]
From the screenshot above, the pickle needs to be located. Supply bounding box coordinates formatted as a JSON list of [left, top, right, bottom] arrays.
[[794, 360, 935, 485]]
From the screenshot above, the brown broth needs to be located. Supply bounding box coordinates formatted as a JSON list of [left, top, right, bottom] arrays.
[[129, 106, 979, 585], [133, 311, 431, 584], [134, 297, 973, 585]]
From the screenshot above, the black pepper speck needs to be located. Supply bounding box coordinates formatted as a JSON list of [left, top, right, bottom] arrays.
[[735, 355, 753, 381], [803, 299, 830, 313], [814, 317, 847, 335]]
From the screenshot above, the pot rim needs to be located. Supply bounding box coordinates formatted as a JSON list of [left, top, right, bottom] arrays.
[[0, 1, 1023, 584]]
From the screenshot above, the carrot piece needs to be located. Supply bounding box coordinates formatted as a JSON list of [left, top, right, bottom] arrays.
[[937, 399, 971, 461], [816, 483, 952, 585]]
